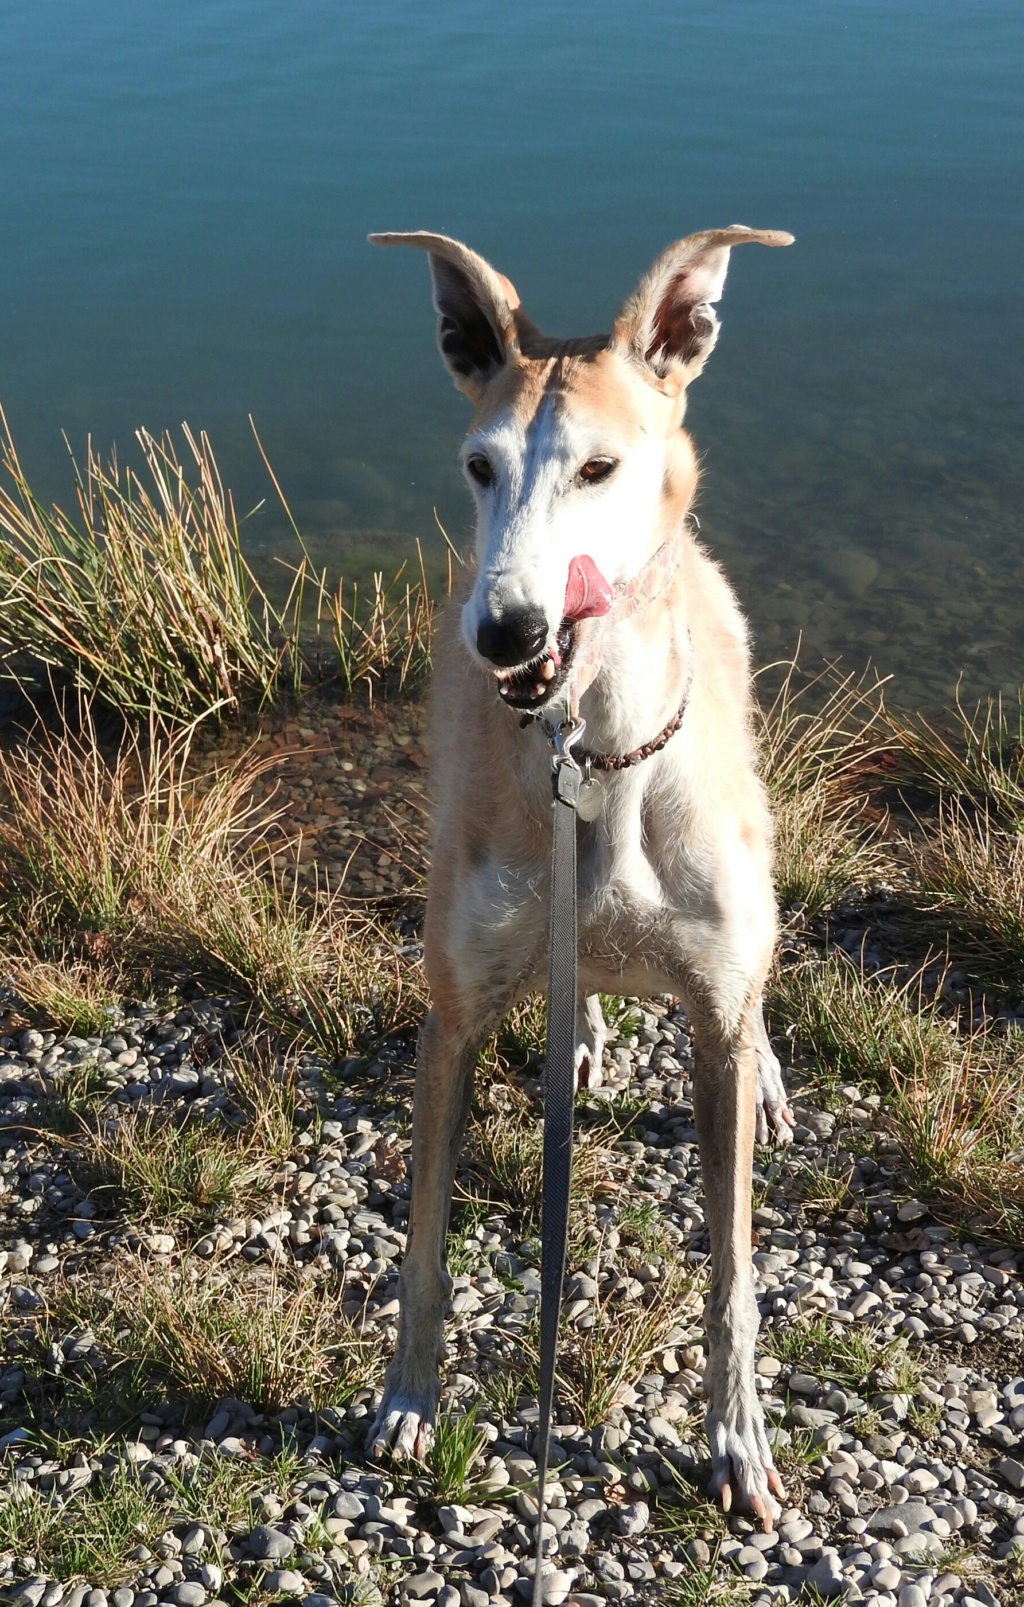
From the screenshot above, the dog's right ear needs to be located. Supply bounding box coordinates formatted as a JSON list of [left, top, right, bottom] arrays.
[[369, 232, 522, 401]]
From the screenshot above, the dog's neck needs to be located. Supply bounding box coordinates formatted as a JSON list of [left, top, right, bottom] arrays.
[[572, 514, 690, 701]]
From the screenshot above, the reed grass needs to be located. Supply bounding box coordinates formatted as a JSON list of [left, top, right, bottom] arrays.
[[907, 801, 1024, 994], [0, 408, 308, 719], [0, 406, 446, 723], [323, 540, 448, 700]]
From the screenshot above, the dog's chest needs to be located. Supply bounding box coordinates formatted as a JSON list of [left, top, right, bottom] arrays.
[[448, 766, 720, 1000]]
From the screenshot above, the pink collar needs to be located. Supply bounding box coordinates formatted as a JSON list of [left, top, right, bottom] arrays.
[[569, 522, 687, 707]]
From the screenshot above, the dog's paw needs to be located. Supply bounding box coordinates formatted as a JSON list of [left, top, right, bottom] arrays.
[[707, 1406, 785, 1529], [755, 1047, 795, 1147], [367, 1391, 436, 1463], [575, 995, 607, 1090]]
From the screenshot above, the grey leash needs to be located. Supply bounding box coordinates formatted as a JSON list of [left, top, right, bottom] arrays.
[[532, 715, 585, 1607]]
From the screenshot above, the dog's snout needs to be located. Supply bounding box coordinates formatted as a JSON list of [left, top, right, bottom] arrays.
[[476, 605, 549, 668]]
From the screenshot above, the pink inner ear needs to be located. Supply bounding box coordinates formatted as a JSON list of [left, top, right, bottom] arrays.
[[564, 556, 614, 621]]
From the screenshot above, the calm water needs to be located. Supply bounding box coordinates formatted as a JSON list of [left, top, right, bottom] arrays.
[[2, 2, 1022, 710]]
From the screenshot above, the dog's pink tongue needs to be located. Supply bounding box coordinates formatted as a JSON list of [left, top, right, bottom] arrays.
[[563, 555, 613, 621]]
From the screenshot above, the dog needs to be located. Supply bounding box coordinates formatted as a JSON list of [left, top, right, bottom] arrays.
[[367, 225, 795, 1525]]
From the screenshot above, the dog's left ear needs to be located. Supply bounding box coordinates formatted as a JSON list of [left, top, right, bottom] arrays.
[[369, 231, 523, 401], [612, 226, 793, 388]]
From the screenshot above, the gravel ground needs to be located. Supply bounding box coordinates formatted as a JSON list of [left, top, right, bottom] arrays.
[[2, 698, 1023, 1607], [213, 694, 430, 903], [2, 986, 1024, 1607]]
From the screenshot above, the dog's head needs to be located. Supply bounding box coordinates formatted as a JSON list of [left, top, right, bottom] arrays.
[[370, 226, 792, 711]]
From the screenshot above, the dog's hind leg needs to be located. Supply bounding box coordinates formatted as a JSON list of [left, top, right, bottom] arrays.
[[691, 1000, 785, 1527], [368, 1005, 481, 1461], [753, 995, 794, 1147], [575, 993, 607, 1089]]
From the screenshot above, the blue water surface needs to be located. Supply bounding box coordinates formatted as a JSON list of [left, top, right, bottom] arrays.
[[2, 1, 1022, 707]]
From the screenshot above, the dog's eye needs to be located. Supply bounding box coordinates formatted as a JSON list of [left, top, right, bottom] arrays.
[[576, 458, 618, 488], [466, 454, 494, 487]]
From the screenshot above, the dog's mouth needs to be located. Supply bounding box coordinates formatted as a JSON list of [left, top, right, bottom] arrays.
[[495, 620, 577, 711], [489, 556, 613, 713]]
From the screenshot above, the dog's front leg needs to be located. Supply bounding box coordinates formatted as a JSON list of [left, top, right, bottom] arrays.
[[368, 1005, 480, 1461], [691, 1006, 784, 1527]]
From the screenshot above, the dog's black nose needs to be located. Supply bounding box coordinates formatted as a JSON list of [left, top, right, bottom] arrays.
[[476, 606, 549, 668]]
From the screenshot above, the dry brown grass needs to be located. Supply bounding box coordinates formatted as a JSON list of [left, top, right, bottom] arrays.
[[54, 1257, 382, 1415], [773, 952, 1024, 1242], [756, 657, 892, 917], [0, 705, 423, 1059], [905, 801, 1024, 995]]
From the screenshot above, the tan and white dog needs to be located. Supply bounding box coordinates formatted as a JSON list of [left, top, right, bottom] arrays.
[[367, 225, 795, 1524]]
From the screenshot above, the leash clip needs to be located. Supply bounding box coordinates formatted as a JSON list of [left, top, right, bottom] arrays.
[[548, 714, 586, 807]]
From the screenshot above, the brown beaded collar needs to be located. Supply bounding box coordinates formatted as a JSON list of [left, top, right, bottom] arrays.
[[569, 668, 692, 770]]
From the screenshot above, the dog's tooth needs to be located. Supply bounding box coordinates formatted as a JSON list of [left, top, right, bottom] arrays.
[[540, 658, 556, 681]]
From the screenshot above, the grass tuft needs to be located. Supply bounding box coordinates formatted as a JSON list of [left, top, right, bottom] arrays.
[[464, 1075, 627, 1237], [0, 406, 447, 723], [764, 1315, 918, 1395], [0, 706, 422, 1059], [757, 657, 891, 916], [80, 1110, 269, 1234], [555, 1266, 691, 1427], [490, 1261, 694, 1430], [0, 1459, 164, 1586], [424, 1404, 496, 1505], [55, 1258, 382, 1415], [772, 953, 1024, 1242], [0, 408, 309, 719], [6, 951, 125, 1036]]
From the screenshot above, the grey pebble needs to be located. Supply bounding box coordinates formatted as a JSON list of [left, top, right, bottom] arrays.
[[10, 1582, 48, 1607], [244, 1524, 295, 1560], [897, 1586, 927, 1607], [805, 1553, 844, 1598], [404, 1573, 446, 1600], [867, 1502, 935, 1536], [262, 1573, 305, 1595], [171, 1587, 206, 1607]]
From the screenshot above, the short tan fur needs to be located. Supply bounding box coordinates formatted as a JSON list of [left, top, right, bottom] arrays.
[[368, 225, 795, 1525]]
